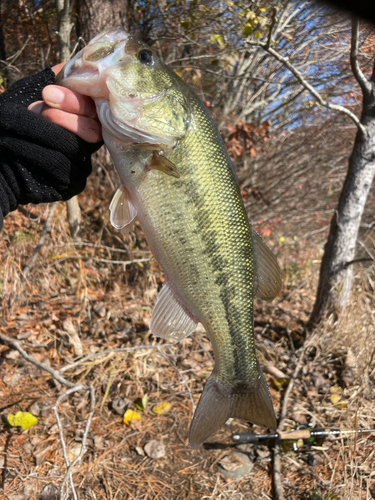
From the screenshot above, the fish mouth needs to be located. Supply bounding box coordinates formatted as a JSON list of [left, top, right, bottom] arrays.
[[55, 26, 130, 91]]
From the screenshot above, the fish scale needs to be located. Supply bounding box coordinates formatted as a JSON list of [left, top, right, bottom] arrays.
[[57, 26, 282, 447]]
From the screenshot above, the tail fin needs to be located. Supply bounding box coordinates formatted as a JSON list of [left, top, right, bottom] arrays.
[[189, 369, 276, 448]]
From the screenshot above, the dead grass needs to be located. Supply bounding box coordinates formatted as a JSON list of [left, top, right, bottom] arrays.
[[0, 158, 374, 500]]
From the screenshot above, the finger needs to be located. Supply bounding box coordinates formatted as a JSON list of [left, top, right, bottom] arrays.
[[51, 62, 66, 75], [42, 85, 97, 119], [28, 101, 44, 114], [29, 102, 102, 143]]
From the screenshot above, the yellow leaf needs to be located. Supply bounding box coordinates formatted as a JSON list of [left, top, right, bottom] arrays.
[[174, 68, 183, 77], [272, 377, 290, 391], [330, 385, 342, 394], [296, 438, 304, 449], [336, 403, 348, 409], [209, 34, 225, 47], [7, 411, 38, 430], [123, 409, 141, 427], [330, 393, 341, 404], [152, 402, 172, 415]]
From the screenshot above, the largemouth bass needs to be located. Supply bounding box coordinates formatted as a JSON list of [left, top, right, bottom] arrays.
[[57, 27, 282, 448]]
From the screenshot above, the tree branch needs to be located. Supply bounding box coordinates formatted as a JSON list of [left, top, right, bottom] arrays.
[[247, 41, 365, 134], [21, 202, 56, 281], [263, 44, 365, 134], [350, 17, 371, 95]]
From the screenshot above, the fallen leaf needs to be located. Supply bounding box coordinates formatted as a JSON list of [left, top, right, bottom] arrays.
[[330, 393, 341, 404], [123, 409, 141, 427], [7, 411, 38, 430], [272, 377, 290, 391], [152, 401, 171, 415], [144, 440, 166, 459], [62, 318, 83, 356], [135, 394, 148, 411], [67, 443, 82, 463]]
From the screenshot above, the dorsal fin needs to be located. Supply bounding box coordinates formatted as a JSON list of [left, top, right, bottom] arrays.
[[251, 227, 282, 301]]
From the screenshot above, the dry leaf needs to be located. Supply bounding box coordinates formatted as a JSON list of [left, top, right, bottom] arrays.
[[152, 401, 171, 415], [144, 440, 166, 459]]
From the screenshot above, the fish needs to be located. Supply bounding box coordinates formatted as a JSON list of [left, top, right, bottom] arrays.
[[57, 26, 282, 448]]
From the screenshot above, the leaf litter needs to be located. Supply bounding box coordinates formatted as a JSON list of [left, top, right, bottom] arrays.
[[0, 152, 374, 499]]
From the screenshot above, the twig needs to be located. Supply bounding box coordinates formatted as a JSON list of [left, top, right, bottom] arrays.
[[191, 334, 214, 364], [21, 202, 57, 281], [0, 332, 75, 388], [156, 346, 196, 412], [278, 350, 305, 430], [273, 347, 306, 499], [49, 255, 152, 267], [56, 385, 96, 500], [60, 344, 172, 372], [350, 17, 371, 96], [344, 257, 374, 268], [273, 442, 284, 500]]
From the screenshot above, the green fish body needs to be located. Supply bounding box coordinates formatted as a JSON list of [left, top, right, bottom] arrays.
[[58, 27, 281, 447]]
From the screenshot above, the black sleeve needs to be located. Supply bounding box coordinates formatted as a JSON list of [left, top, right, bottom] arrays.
[[0, 66, 102, 226]]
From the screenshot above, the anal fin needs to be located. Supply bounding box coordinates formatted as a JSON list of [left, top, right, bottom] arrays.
[[150, 282, 198, 341], [189, 368, 276, 448], [109, 187, 138, 233]]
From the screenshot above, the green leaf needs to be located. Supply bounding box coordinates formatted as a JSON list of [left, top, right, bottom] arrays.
[[243, 23, 253, 37], [135, 394, 148, 411], [209, 34, 225, 47]]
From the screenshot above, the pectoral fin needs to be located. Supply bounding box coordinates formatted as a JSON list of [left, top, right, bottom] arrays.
[[150, 282, 198, 341], [251, 227, 282, 301], [146, 151, 180, 178], [109, 187, 138, 233]]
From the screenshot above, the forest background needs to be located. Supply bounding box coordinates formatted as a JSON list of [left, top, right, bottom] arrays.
[[0, 0, 375, 499]]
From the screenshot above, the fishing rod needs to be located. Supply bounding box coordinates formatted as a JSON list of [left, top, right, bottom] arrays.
[[232, 427, 375, 445]]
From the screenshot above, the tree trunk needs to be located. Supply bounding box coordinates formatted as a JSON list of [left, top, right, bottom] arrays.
[[56, 0, 83, 241], [76, 0, 128, 44], [308, 55, 375, 327], [57, 0, 73, 61]]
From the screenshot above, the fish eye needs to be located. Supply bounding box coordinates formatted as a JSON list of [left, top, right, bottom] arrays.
[[138, 49, 153, 64]]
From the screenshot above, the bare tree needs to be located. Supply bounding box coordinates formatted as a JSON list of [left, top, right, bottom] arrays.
[[309, 18, 375, 324]]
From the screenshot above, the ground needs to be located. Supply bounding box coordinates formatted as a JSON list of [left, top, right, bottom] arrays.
[[0, 152, 374, 500]]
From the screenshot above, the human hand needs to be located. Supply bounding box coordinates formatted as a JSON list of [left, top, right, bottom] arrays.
[[28, 62, 102, 143], [0, 65, 103, 220]]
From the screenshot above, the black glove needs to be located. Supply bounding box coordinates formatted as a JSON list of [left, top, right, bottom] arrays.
[[0, 66, 102, 225]]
